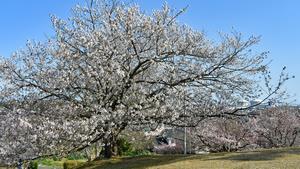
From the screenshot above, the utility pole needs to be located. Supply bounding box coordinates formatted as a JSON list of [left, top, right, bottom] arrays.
[[189, 127, 192, 154], [184, 125, 187, 154], [183, 84, 187, 155]]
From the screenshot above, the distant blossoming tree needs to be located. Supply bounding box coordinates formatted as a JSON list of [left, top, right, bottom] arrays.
[[191, 106, 300, 152], [0, 0, 291, 164], [255, 106, 300, 147], [192, 117, 259, 152]]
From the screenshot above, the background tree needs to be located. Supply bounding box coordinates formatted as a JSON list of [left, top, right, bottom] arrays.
[[191, 105, 300, 152], [191, 117, 258, 152], [255, 106, 300, 148]]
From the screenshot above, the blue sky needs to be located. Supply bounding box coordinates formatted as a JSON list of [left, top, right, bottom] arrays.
[[0, 0, 299, 103]]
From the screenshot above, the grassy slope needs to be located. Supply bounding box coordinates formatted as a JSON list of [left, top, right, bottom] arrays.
[[77, 147, 300, 169]]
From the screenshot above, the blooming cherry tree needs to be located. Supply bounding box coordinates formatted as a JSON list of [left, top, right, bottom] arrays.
[[192, 117, 259, 152], [255, 106, 300, 147], [0, 0, 291, 163]]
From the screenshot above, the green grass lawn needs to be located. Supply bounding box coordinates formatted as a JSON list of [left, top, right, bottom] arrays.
[[77, 147, 300, 169], [38, 158, 86, 169]]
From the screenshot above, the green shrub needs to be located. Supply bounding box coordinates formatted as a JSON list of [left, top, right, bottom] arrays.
[[52, 155, 62, 161], [28, 161, 38, 169], [67, 152, 86, 160], [115, 137, 153, 157], [125, 149, 152, 157], [120, 131, 155, 152], [63, 160, 84, 169], [116, 138, 133, 156]]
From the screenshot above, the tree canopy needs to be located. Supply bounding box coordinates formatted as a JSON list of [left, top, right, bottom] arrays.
[[0, 0, 291, 164]]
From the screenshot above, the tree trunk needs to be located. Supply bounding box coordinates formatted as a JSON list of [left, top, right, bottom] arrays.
[[104, 140, 113, 158], [17, 159, 22, 169], [103, 135, 118, 158]]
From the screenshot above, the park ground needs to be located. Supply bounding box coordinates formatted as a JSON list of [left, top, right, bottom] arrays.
[[36, 147, 300, 169], [76, 147, 300, 169]]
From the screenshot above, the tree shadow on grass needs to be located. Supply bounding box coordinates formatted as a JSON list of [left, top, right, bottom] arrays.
[[78, 153, 235, 169], [77, 155, 202, 169], [209, 147, 300, 161], [211, 151, 283, 161]]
